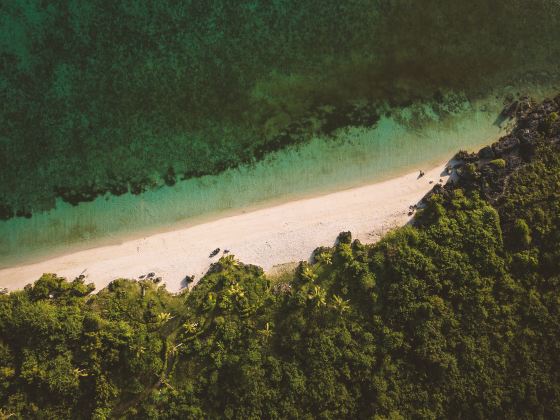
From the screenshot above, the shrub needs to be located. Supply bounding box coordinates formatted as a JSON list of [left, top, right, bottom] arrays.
[[489, 158, 506, 169], [512, 218, 532, 247]]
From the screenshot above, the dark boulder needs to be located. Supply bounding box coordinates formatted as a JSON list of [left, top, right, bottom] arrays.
[[454, 150, 478, 163], [478, 146, 495, 159], [15, 209, 32, 219], [130, 181, 147, 195], [108, 182, 128, 196], [493, 136, 519, 156], [520, 140, 536, 161], [55, 184, 101, 206], [0, 203, 14, 220], [500, 100, 518, 120]]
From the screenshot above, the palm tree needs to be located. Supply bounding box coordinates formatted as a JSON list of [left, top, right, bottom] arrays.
[[156, 312, 174, 325], [156, 374, 176, 391], [73, 368, 88, 378], [169, 343, 183, 356], [183, 321, 199, 334], [204, 292, 217, 311], [258, 322, 273, 339], [302, 266, 318, 282], [219, 254, 238, 270], [318, 252, 332, 265], [308, 285, 327, 307], [134, 345, 146, 358], [0, 408, 15, 419], [331, 294, 350, 313], [227, 283, 245, 299]]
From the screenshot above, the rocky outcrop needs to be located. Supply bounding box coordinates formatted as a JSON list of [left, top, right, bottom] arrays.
[[426, 94, 560, 205]]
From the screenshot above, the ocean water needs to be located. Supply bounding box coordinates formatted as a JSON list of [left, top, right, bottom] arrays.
[[2, 86, 553, 268], [2, 0, 560, 222]]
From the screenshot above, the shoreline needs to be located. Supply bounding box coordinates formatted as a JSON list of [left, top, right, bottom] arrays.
[[0, 155, 435, 270], [0, 161, 452, 292], [0, 135, 494, 271], [0, 99, 508, 271]]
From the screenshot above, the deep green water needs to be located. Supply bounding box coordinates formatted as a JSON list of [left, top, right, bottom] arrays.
[[1, 1, 560, 265]]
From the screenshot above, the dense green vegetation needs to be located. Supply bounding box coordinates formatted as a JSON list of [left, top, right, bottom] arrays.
[[2, 0, 560, 219], [1, 97, 559, 418]]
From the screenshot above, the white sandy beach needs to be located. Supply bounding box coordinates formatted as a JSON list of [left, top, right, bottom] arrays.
[[0, 163, 450, 292]]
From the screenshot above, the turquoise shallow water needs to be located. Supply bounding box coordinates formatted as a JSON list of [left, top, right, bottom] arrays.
[[1, 87, 547, 268]]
